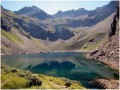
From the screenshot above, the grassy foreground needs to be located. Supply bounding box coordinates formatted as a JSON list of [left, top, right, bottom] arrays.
[[1, 65, 86, 89]]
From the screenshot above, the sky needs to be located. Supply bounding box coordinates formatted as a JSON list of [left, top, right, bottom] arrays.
[[1, 0, 111, 15]]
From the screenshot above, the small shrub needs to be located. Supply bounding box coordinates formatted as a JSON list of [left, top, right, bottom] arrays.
[[26, 75, 42, 87]]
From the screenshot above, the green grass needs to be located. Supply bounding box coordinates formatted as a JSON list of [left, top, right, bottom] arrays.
[[1, 29, 24, 44], [31, 37, 47, 50], [81, 35, 107, 50], [1, 65, 86, 89], [81, 42, 101, 50], [2, 74, 28, 89]]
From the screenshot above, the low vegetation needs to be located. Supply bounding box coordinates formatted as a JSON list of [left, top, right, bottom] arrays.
[[1, 65, 86, 89], [31, 37, 48, 50], [81, 33, 107, 50], [1, 29, 24, 44]]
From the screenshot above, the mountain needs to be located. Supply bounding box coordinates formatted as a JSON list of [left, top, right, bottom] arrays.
[[53, 8, 88, 18], [1, 7, 50, 54], [88, 6, 119, 89], [53, 1, 118, 28], [1, 6, 75, 54], [89, 5, 119, 71], [49, 13, 115, 51], [14, 6, 52, 20], [1, 1, 119, 55]]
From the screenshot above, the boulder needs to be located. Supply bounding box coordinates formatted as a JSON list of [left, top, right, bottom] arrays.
[[27, 75, 42, 87]]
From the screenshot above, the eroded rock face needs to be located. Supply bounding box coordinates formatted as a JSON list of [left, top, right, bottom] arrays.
[[14, 16, 74, 41], [90, 79, 119, 89]]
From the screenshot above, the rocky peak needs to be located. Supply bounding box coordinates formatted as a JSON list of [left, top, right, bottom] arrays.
[[53, 8, 88, 18], [14, 6, 43, 15], [14, 6, 52, 20]]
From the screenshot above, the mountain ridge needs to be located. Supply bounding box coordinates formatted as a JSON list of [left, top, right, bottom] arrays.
[[14, 6, 52, 20], [1, 1, 119, 55]]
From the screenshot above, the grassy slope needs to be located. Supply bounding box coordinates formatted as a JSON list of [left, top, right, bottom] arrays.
[[1, 28, 49, 54], [1, 29, 24, 44], [1, 8, 49, 54], [79, 13, 114, 50], [31, 37, 48, 50], [1, 65, 86, 89], [80, 33, 107, 50]]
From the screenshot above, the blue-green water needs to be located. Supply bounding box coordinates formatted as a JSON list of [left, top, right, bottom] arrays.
[[1, 52, 118, 88]]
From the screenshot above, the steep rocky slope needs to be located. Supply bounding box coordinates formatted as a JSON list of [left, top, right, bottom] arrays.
[[1, 6, 75, 55], [1, 7, 49, 55], [3, 6, 74, 41], [88, 6, 119, 89]]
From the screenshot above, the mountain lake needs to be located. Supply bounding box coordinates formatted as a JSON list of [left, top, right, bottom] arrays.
[[1, 52, 119, 88]]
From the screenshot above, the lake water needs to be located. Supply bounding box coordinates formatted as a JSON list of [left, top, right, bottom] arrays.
[[1, 52, 118, 88]]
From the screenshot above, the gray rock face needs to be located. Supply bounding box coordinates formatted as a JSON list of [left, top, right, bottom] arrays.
[[13, 18, 74, 41], [53, 8, 88, 18], [14, 6, 52, 20]]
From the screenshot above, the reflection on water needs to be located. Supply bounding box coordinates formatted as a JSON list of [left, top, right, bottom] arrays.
[[1, 52, 118, 88]]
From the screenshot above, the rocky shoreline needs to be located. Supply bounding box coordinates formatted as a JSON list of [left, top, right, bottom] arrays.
[[1, 50, 93, 56], [90, 79, 119, 89]]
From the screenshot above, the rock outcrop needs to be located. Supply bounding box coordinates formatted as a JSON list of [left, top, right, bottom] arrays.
[[90, 79, 119, 89]]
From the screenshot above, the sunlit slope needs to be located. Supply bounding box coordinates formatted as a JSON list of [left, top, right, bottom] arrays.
[[1, 8, 49, 55]]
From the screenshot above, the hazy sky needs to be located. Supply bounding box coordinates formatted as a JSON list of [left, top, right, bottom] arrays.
[[1, 0, 111, 15]]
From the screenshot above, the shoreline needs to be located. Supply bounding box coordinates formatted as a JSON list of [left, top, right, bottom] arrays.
[[2, 50, 119, 89], [86, 52, 119, 89], [1, 50, 94, 56], [53, 50, 94, 53], [86, 52, 119, 71]]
